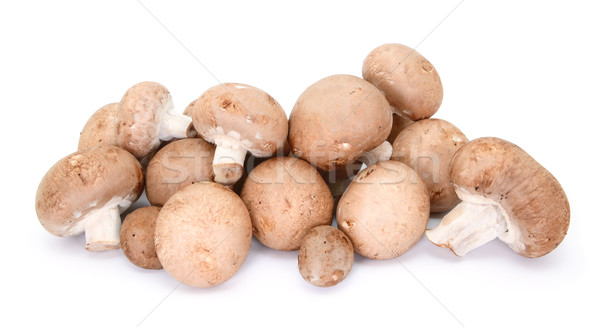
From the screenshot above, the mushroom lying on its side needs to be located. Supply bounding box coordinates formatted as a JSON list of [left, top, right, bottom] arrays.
[[35, 146, 144, 251], [121, 206, 162, 270], [426, 137, 570, 258]]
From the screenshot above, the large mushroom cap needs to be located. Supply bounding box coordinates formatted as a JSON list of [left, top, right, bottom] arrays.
[[392, 118, 468, 212], [78, 103, 119, 151], [155, 182, 252, 287], [289, 74, 392, 171], [120, 206, 162, 270], [337, 160, 430, 259], [363, 43, 443, 120], [241, 157, 334, 251], [427, 137, 570, 258], [145, 138, 215, 206], [35, 146, 144, 250]]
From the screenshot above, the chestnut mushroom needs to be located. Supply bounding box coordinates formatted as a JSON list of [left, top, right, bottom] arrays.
[[120, 206, 162, 270], [426, 137, 570, 258]]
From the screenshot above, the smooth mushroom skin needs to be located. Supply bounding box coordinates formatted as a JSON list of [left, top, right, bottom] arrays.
[[145, 138, 215, 206], [363, 43, 443, 120], [298, 225, 354, 287], [337, 161, 430, 259], [289, 74, 392, 172], [155, 182, 252, 287], [241, 157, 334, 251], [78, 103, 119, 151], [387, 114, 414, 144], [426, 137, 570, 258], [192, 83, 288, 185], [120, 206, 162, 270], [117, 81, 192, 158], [35, 146, 144, 251], [392, 119, 468, 213]]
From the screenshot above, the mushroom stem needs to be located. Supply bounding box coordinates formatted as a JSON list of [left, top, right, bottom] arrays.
[[213, 138, 247, 185], [426, 200, 507, 256], [84, 206, 121, 252], [158, 111, 193, 141], [357, 141, 392, 167]]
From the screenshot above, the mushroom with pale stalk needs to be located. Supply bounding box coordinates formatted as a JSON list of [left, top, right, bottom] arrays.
[[116, 81, 192, 158], [35, 146, 144, 251], [120, 206, 162, 269], [426, 137, 570, 258], [191, 83, 288, 185]]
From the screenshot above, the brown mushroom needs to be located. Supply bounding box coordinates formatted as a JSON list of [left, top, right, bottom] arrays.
[[337, 161, 430, 259], [120, 206, 162, 269], [145, 138, 215, 206], [289, 74, 392, 172], [191, 83, 288, 185], [392, 118, 468, 212], [298, 225, 354, 287], [426, 137, 570, 258], [241, 157, 334, 251], [35, 146, 144, 251], [155, 182, 252, 287], [363, 43, 443, 120], [78, 103, 119, 151]]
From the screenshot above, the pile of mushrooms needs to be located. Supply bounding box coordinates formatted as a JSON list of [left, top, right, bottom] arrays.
[[35, 43, 570, 288]]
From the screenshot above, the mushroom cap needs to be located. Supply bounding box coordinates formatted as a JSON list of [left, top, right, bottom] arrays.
[[337, 160, 429, 259], [145, 138, 215, 206], [392, 118, 468, 212], [116, 81, 172, 158], [240, 157, 334, 251], [155, 182, 252, 287], [191, 83, 288, 157], [450, 137, 570, 258], [289, 74, 392, 171], [363, 43, 443, 120], [298, 225, 354, 287], [120, 206, 162, 270], [35, 146, 144, 237], [387, 114, 414, 144], [78, 103, 119, 151]]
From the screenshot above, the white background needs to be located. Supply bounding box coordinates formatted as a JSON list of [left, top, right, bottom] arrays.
[[1, 1, 598, 326]]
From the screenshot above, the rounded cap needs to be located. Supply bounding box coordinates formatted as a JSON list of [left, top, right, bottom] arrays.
[[78, 103, 119, 151], [116, 81, 172, 158], [392, 118, 468, 212], [145, 138, 215, 206], [35, 146, 144, 237], [387, 114, 414, 144], [191, 83, 288, 157], [120, 206, 162, 270], [241, 157, 334, 251], [298, 225, 354, 287], [363, 43, 443, 120], [450, 137, 570, 258], [155, 182, 252, 287], [337, 160, 429, 259]]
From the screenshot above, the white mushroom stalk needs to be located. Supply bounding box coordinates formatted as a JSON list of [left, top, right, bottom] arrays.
[[157, 97, 193, 141], [426, 187, 516, 256], [212, 135, 248, 185], [357, 141, 392, 167], [83, 196, 133, 252]]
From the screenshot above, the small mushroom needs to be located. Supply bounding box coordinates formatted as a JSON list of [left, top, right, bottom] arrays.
[[191, 83, 288, 185], [120, 206, 162, 270], [155, 182, 252, 287], [387, 114, 414, 144], [426, 137, 570, 258], [78, 103, 119, 151], [289, 74, 392, 172], [363, 43, 443, 120], [145, 138, 215, 206], [337, 161, 430, 259], [241, 157, 334, 251], [392, 118, 468, 212], [35, 146, 144, 251], [298, 225, 354, 287], [116, 81, 192, 158]]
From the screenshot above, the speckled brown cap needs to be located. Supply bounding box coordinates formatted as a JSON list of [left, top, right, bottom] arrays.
[[289, 74, 392, 171], [121, 206, 162, 270], [392, 118, 468, 212], [78, 103, 119, 151], [363, 43, 443, 120], [155, 182, 252, 287], [337, 160, 430, 259], [145, 138, 215, 206], [241, 157, 334, 251]]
